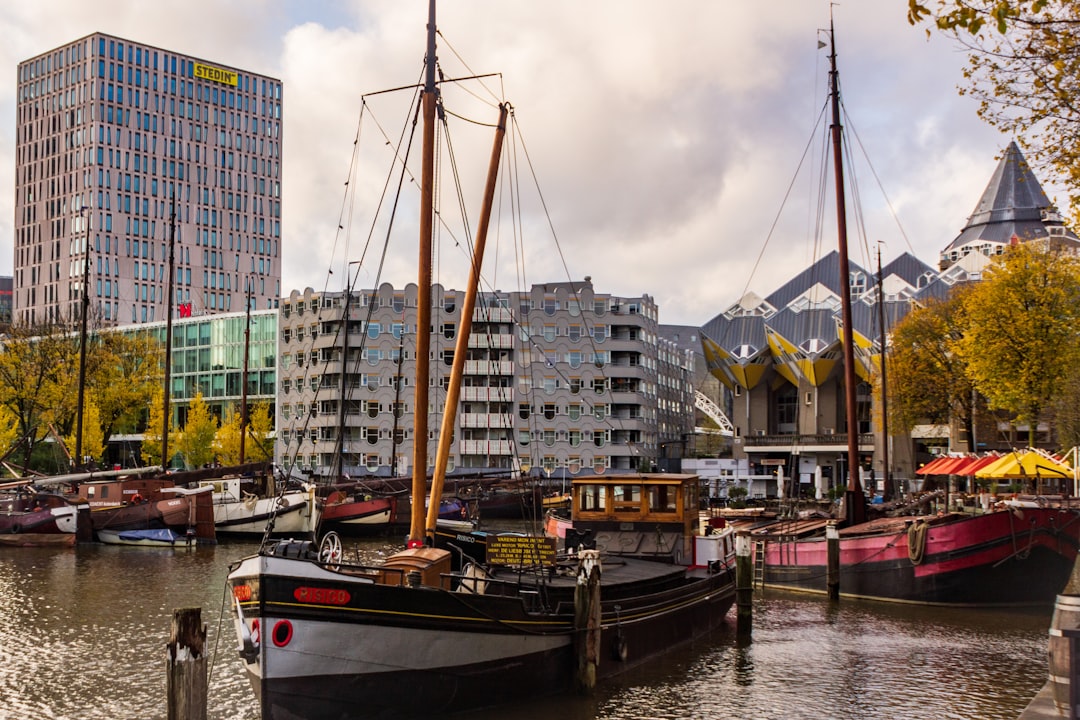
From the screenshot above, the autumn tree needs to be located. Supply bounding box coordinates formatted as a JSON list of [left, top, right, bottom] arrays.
[[246, 401, 275, 462], [65, 399, 105, 466], [908, 1, 1080, 215], [957, 244, 1080, 445], [89, 330, 163, 442], [0, 324, 76, 472], [887, 292, 979, 448], [215, 401, 275, 465], [176, 392, 218, 469], [141, 393, 178, 467]]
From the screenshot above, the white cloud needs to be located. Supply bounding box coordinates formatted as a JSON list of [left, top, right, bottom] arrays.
[[0, 1, 1018, 326]]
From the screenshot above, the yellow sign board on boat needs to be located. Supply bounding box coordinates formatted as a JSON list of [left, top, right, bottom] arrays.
[[486, 535, 557, 566]]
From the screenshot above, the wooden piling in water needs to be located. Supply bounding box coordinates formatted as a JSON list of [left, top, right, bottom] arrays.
[[826, 522, 840, 601], [735, 532, 752, 636], [574, 550, 601, 692], [166, 607, 207, 720]]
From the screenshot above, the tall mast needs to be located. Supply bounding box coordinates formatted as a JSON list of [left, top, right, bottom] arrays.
[[240, 280, 252, 465], [162, 195, 177, 470], [876, 245, 891, 501], [74, 205, 91, 469], [828, 21, 866, 525], [426, 102, 509, 541], [409, 0, 438, 545]]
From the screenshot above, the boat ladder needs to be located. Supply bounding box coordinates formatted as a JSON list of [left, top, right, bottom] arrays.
[[752, 540, 766, 589]]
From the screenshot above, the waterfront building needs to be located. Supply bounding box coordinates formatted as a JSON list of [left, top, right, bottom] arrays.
[[108, 307, 277, 425], [700, 251, 929, 499], [14, 33, 282, 328], [700, 142, 1076, 499], [938, 140, 1080, 271], [275, 280, 689, 479]]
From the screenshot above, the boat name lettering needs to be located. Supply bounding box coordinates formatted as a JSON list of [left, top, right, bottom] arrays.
[[193, 63, 238, 87], [486, 536, 557, 567], [294, 586, 351, 605]]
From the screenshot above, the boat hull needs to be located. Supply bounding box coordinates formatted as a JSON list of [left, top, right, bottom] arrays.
[[229, 549, 734, 718], [214, 491, 318, 537], [757, 507, 1080, 605]]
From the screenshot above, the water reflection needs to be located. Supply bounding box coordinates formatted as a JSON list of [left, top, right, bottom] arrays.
[[0, 538, 1052, 720]]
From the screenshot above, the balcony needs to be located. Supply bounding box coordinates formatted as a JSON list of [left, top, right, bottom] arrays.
[[467, 334, 514, 349], [464, 360, 515, 376], [459, 413, 514, 429], [742, 432, 875, 451], [461, 386, 513, 402], [459, 439, 514, 455]]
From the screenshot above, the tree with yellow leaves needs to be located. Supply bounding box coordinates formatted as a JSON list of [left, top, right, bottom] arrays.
[[957, 244, 1080, 445], [908, 1, 1080, 216], [141, 393, 178, 468], [214, 401, 275, 465], [887, 292, 979, 449], [65, 399, 105, 466], [0, 324, 75, 471], [176, 392, 218, 469]]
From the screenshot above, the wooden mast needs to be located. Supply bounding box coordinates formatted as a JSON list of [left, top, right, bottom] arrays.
[[426, 102, 510, 542], [162, 195, 177, 470], [74, 205, 91, 468], [240, 281, 252, 464], [408, 0, 438, 545], [876, 245, 891, 501], [827, 21, 866, 526]]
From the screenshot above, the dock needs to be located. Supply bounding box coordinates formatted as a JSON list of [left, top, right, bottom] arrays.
[[1017, 681, 1059, 719]]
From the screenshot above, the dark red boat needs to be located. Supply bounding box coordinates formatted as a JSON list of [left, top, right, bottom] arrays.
[[746, 505, 1080, 605], [0, 489, 90, 546]]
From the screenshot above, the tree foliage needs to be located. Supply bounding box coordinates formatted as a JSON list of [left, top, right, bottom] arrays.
[[0, 324, 76, 472], [65, 399, 105, 465], [141, 392, 177, 468], [214, 401, 276, 466], [90, 330, 163, 441], [957, 244, 1080, 443], [887, 293, 977, 445], [176, 392, 218, 469], [908, 1, 1080, 215]]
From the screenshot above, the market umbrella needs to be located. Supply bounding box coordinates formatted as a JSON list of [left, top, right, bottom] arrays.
[[974, 450, 1073, 480]]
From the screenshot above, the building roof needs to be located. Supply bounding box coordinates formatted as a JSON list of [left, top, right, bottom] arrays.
[[941, 141, 1080, 260]]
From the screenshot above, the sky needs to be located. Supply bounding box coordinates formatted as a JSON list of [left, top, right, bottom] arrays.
[[0, 1, 1046, 327]]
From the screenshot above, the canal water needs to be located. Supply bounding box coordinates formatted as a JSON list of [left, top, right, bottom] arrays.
[[0, 536, 1051, 720]]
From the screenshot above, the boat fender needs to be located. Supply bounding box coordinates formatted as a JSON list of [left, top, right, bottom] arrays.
[[276, 496, 290, 509], [251, 619, 261, 648], [243, 493, 258, 512], [612, 631, 628, 662], [10, 524, 20, 534]]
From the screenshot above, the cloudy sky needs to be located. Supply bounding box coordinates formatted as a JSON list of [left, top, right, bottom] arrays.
[[0, 1, 1044, 326]]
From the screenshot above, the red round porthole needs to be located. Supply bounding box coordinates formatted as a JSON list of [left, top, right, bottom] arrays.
[[272, 619, 293, 647]]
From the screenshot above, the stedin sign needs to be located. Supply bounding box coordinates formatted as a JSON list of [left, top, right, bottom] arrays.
[[193, 62, 238, 87]]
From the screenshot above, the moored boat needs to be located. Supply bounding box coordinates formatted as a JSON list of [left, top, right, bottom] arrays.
[[227, 6, 735, 716], [0, 488, 89, 546], [732, 23, 1080, 607], [97, 527, 199, 547]]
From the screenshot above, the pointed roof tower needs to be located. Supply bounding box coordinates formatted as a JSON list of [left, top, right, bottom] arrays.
[[940, 141, 1079, 270]]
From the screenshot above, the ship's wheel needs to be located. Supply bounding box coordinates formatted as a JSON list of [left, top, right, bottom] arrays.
[[318, 531, 343, 570]]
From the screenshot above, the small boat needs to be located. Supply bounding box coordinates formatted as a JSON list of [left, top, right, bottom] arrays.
[[0, 488, 88, 546], [200, 475, 318, 537], [97, 527, 198, 547], [318, 488, 396, 535]]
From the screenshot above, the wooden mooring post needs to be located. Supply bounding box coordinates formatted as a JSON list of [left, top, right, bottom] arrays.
[[574, 550, 601, 692], [166, 607, 207, 720], [735, 532, 752, 636], [826, 522, 840, 601]]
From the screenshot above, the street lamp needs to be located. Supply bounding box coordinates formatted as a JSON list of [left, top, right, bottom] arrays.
[[74, 205, 91, 469]]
